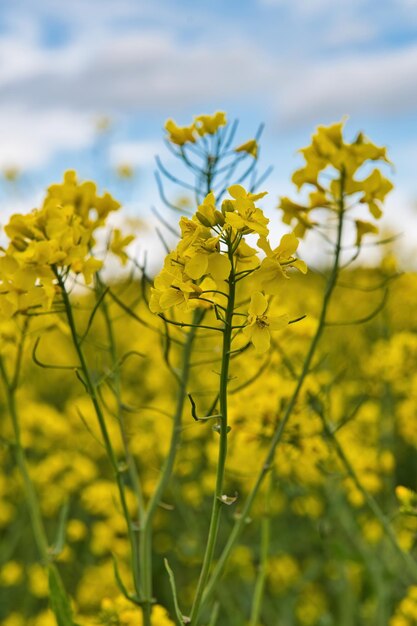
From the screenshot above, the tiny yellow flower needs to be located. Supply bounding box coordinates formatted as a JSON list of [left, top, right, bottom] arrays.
[[116, 164, 135, 179], [257, 232, 307, 295], [0, 561, 23, 586], [243, 292, 288, 353], [224, 184, 269, 236], [165, 119, 196, 145], [194, 111, 226, 136], [355, 219, 378, 247], [235, 139, 258, 158], [110, 229, 135, 265]]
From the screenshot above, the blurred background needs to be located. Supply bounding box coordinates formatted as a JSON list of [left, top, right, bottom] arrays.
[[0, 0, 416, 266]]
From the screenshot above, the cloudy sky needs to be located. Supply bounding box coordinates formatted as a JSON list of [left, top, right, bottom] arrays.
[[0, 0, 417, 264]]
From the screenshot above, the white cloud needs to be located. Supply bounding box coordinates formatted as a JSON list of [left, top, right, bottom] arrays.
[[277, 44, 417, 125], [0, 107, 94, 169], [322, 19, 377, 47], [0, 0, 416, 176], [108, 140, 166, 168], [259, 0, 366, 17], [0, 31, 273, 112], [0, 24, 274, 168]]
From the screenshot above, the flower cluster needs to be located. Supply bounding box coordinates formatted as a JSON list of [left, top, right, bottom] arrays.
[[164, 111, 258, 158], [164, 111, 227, 145], [279, 120, 393, 244], [0, 171, 129, 317], [150, 184, 306, 351]]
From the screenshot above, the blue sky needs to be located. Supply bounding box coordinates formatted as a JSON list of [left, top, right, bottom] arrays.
[[0, 0, 417, 264]]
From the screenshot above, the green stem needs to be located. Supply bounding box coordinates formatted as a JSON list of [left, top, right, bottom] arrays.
[[139, 308, 202, 625], [55, 269, 142, 599], [94, 275, 145, 599], [249, 473, 272, 626], [189, 252, 236, 625], [0, 358, 49, 560], [0, 321, 74, 623], [321, 412, 417, 581], [201, 172, 346, 610]]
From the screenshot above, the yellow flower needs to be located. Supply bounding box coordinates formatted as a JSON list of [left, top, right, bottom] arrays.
[[177, 218, 208, 253], [184, 236, 231, 281], [71, 257, 103, 284], [67, 518, 87, 542], [0, 561, 23, 586], [357, 169, 393, 219], [110, 229, 135, 265], [3, 166, 20, 182], [116, 164, 134, 179], [234, 239, 260, 271], [235, 139, 258, 158], [149, 267, 203, 312], [355, 219, 378, 246], [194, 111, 226, 136], [165, 119, 196, 145], [279, 197, 316, 238], [396, 486, 417, 509], [224, 184, 269, 236], [195, 192, 224, 228], [28, 563, 48, 598], [243, 292, 288, 353], [257, 232, 307, 295]]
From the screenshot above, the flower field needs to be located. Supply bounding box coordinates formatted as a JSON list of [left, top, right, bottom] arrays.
[[1, 113, 417, 626]]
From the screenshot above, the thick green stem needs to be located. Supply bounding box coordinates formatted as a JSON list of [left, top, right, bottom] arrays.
[[201, 174, 346, 610], [189, 253, 236, 625], [56, 270, 142, 599], [139, 309, 202, 624]]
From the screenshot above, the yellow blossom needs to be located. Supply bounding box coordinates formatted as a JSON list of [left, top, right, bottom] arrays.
[[194, 111, 226, 136], [243, 292, 288, 353], [224, 184, 269, 236], [257, 232, 307, 294], [235, 139, 258, 158], [110, 229, 135, 265], [165, 119, 196, 145]]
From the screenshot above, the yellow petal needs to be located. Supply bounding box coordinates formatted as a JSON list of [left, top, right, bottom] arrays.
[[159, 288, 184, 310], [185, 253, 208, 280], [228, 184, 246, 199], [293, 259, 308, 274], [276, 232, 299, 257], [207, 253, 231, 281], [251, 326, 270, 353], [249, 292, 268, 316], [269, 314, 289, 330]]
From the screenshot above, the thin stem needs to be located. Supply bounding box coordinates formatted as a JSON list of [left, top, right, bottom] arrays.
[[201, 170, 347, 609], [0, 321, 74, 624], [319, 407, 417, 581], [0, 353, 49, 561], [55, 268, 142, 600], [94, 275, 146, 604], [189, 244, 236, 625], [249, 472, 272, 626], [139, 309, 202, 624]]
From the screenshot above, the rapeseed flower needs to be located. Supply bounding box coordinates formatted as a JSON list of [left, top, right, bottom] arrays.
[[243, 292, 288, 352]]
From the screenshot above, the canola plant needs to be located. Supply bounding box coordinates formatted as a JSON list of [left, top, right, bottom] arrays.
[[0, 113, 416, 626]]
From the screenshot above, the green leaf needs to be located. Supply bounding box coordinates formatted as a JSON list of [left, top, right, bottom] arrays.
[[48, 564, 75, 626], [164, 558, 188, 625], [111, 552, 137, 603]]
